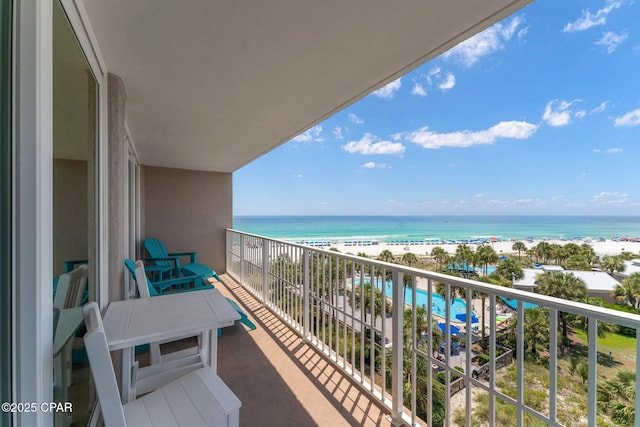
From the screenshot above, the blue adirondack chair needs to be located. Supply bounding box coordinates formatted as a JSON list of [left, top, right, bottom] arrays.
[[125, 259, 256, 332], [124, 258, 204, 295], [143, 237, 221, 284]]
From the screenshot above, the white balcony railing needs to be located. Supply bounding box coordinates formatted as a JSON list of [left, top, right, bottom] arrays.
[[226, 229, 640, 427]]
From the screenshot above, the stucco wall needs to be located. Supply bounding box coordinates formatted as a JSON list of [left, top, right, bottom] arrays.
[[143, 166, 232, 274], [52, 158, 88, 276]]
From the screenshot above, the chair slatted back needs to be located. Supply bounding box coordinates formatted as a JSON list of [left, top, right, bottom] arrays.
[[54, 264, 88, 311], [144, 238, 172, 268], [82, 302, 127, 427], [134, 261, 161, 363], [134, 260, 153, 299]]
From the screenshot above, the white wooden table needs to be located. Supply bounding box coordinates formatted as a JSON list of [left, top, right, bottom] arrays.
[[102, 289, 240, 402]]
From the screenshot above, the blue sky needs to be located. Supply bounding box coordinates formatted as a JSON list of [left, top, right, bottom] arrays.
[[234, 0, 640, 216]]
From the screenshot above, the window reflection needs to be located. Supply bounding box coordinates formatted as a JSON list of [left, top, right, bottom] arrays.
[[53, 0, 98, 424]]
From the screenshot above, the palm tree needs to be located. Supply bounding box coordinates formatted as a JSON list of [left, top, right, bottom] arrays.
[[430, 247, 448, 272], [579, 243, 597, 266], [434, 274, 464, 306], [536, 272, 587, 338], [512, 241, 526, 260], [400, 252, 418, 300], [533, 241, 552, 264], [549, 243, 567, 266], [494, 258, 524, 283], [476, 245, 498, 276], [378, 249, 394, 263], [350, 283, 392, 328], [455, 244, 475, 278], [401, 252, 418, 267], [598, 370, 636, 426], [601, 255, 626, 276], [573, 297, 618, 339], [613, 273, 640, 309], [510, 307, 550, 360], [563, 254, 591, 271]]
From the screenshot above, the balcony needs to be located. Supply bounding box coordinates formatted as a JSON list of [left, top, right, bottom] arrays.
[[220, 229, 640, 426]]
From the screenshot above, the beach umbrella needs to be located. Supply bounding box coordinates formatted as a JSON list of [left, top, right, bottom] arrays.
[[437, 323, 460, 335], [455, 313, 479, 323]]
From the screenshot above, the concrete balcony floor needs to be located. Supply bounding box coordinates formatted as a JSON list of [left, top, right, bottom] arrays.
[[214, 274, 395, 427]]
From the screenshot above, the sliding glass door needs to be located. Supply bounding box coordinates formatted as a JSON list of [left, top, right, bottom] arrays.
[[53, 0, 98, 423]]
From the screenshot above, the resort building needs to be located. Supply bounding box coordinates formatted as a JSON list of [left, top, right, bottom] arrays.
[[613, 259, 640, 282], [514, 267, 622, 303], [4, 1, 639, 426]]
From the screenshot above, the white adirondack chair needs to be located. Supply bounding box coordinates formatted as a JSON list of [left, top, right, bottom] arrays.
[[82, 302, 240, 427]]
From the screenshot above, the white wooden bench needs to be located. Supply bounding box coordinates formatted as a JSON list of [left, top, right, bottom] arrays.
[[83, 302, 240, 427]]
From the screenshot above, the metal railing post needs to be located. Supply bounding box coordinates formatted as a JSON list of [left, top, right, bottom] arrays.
[[303, 248, 310, 341], [225, 229, 230, 274], [262, 237, 269, 304], [390, 270, 404, 426], [239, 233, 245, 284]]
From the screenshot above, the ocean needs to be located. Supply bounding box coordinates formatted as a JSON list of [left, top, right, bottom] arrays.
[[232, 215, 640, 243]]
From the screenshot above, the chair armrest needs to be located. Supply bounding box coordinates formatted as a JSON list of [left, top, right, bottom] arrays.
[[144, 256, 181, 268], [63, 259, 89, 273], [149, 274, 206, 295], [167, 251, 197, 263]]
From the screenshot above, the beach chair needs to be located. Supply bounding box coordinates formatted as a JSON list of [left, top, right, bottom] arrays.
[[125, 260, 256, 356], [144, 237, 222, 283], [82, 302, 241, 427], [54, 265, 89, 386], [124, 258, 203, 296]]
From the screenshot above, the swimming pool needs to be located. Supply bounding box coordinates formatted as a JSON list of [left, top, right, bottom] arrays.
[[501, 297, 538, 310], [355, 278, 475, 322]]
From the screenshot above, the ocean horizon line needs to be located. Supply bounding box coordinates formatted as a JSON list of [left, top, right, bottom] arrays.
[[234, 214, 640, 218], [232, 215, 640, 243]]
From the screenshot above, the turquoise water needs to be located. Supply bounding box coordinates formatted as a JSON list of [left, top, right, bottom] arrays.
[[233, 215, 640, 243], [357, 277, 474, 322]]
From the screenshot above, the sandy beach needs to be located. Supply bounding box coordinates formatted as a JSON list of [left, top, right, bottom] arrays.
[[328, 238, 640, 258]]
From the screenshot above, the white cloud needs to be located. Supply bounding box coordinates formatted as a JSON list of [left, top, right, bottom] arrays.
[[595, 31, 628, 53], [443, 15, 526, 67], [292, 125, 323, 142], [592, 191, 634, 206], [575, 110, 587, 118], [342, 133, 406, 155], [386, 199, 404, 207], [406, 121, 538, 149], [333, 127, 343, 139], [542, 99, 581, 127], [474, 193, 486, 199], [593, 148, 623, 154], [413, 67, 456, 95], [412, 83, 427, 96], [372, 78, 402, 98], [361, 162, 387, 169], [592, 101, 609, 113], [296, 174, 303, 178], [348, 113, 364, 124], [614, 109, 640, 127], [438, 74, 456, 90], [563, 1, 623, 32]]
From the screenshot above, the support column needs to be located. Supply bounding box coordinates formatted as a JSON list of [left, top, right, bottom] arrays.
[[107, 73, 127, 304]]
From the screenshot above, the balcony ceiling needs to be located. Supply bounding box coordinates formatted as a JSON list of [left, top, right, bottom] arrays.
[[82, 0, 532, 173]]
